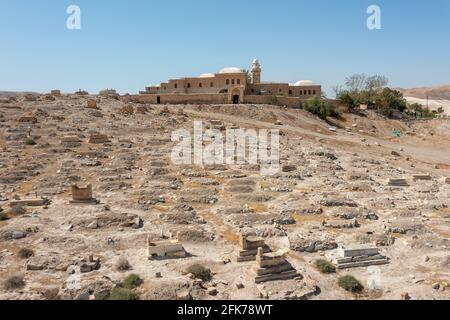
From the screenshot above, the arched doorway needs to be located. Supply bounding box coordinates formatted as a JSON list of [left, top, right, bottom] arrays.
[[231, 88, 241, 105]]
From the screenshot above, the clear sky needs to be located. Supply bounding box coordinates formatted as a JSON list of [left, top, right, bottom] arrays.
[[1, 0, 449, 96]]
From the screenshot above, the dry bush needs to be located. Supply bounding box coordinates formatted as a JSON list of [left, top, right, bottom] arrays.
[[4, 274, 25, 290], [115, 256, 131, 271]]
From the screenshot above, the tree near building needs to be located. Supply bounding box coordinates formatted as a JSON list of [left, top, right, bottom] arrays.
[[374, 88, 407, 117]]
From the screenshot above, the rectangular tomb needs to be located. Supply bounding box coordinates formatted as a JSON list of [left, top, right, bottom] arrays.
[[253, 248, 299, 284], [412, 174, 432, 181], [147, 237, 187, 260], [387, 178, 409, 186], [88, 134, 110, 144], [70, 185, 99, 204], [327, 245, 389, 269], [9, 198, 50, 207], [237, 235, 271, 262], [61, 136, 82, 148]]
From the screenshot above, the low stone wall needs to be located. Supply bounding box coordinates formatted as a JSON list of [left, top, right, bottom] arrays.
[[134, 93, 228, 104], [134, 93, 328, 109], [245, 95, 304, 108]]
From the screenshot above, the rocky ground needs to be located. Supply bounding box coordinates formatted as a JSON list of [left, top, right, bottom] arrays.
[[0, 92, 449, 300]]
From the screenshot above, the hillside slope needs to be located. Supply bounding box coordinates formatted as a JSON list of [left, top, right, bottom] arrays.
[[398, 84, 450, 100]]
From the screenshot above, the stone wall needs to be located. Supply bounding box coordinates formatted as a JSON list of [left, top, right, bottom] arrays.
[[134, 93, 327, 108], [245, 95, 304, 108], [135, 93, 229, 105]]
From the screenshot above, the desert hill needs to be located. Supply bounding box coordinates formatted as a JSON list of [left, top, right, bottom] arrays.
[[397, 84, 450, 100], [0, 93, 449, 300], [397, 85, 450, 115]]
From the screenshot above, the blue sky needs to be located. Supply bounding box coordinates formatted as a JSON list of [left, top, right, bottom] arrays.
[[1, 0, 449, 96]]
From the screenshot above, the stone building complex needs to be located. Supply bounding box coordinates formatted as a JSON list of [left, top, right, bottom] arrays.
[[137, 60, 321, 107]]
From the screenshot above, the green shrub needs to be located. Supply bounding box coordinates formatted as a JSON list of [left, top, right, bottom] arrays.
[[375, 88, 407, 117], [95, 290, 111, 300], [338, 275, 364, 293], [18, 248, 34, 259], [108, 287, 139, 300], [123, 274, 143, 289], [4, 274, 25, 290], [186, 264, 212, 282], [270, 96, 278, 105], [303, 97, 339, 120], [314, 259, 336, 274], [337, 91, 359, 111]]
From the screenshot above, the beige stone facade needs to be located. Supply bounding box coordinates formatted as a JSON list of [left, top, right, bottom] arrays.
[[139, 60, 321, 106]]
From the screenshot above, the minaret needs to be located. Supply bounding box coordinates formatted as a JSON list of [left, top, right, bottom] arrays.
[[251, 59, 261, 84]]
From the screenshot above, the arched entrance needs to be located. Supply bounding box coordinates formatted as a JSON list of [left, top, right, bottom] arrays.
[[231, 88, 241, 105]]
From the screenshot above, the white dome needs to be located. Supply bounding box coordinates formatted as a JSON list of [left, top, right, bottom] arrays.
[[294, 80, 316, 86], [219, 67, 242, 74], [199, 73, 215, 78]]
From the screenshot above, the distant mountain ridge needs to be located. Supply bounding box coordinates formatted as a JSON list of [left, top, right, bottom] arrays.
[[397, 84, 450, 100], [397, 84, 450, 116], [0, 91, 38, 98]]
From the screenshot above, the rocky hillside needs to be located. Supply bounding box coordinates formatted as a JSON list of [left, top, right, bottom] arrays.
[[0, 93, 449, 300], [398, 84, 450, 100]]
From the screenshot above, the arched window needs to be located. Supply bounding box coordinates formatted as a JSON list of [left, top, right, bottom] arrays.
[[226, 79, 230, 85], [210, 82, 214, 87], [199, 83, 202, 88], [237, 79, 240, 85], [308, 90, 311, 95], [174, 84, 178, 89], [187, 83, 191, 88], [289, 90, 292, 95], [232, 79, 235, 85], [313, 90, 316, 95]]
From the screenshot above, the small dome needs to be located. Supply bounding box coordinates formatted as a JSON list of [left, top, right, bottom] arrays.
[[294, 80, 316, 86], [199, 73, 215, 78], [219, 67, 242, 74]]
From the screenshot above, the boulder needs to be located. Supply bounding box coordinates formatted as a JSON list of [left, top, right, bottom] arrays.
[[176, 289, 192, 300]]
